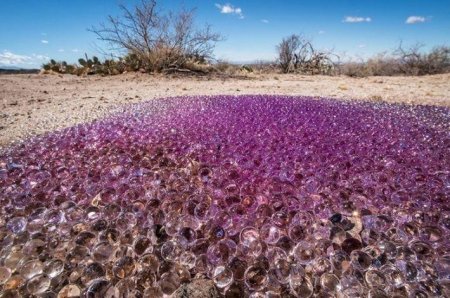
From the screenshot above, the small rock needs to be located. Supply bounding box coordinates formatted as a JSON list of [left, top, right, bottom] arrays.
[[172, 279, 220, 298]]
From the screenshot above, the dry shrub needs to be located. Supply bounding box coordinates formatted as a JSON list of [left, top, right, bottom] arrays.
[[90, 0, 221, 74], [276, 34, 335, 74], [338, 44, 450, 77]]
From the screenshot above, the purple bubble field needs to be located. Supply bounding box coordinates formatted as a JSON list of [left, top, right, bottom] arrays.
[[0, 95, 449, 297]]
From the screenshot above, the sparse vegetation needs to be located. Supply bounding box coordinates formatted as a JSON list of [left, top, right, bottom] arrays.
[[89, 0, 221, 74], [337, 43, 450, 77], [276, 34, 336, 75], [41, 0, 449, 78]]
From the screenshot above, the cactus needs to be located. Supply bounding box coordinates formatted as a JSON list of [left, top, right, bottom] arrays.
[[42, 63, 51, 71], [78, 58, 87, 67], [93, 56, 100, 65]]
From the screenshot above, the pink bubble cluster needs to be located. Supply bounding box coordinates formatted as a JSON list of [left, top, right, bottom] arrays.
[[0, 95, 449, 297]]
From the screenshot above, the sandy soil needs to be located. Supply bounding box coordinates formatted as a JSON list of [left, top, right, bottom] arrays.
[[0, 72, 449, 148]]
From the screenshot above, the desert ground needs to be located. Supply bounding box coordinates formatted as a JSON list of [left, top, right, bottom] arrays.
[[0, 72, 449, 148]]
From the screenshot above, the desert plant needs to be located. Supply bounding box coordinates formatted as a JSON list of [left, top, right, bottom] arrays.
[[277, 34, 335, 74], [396, 43, 450, 75], [338, 43, 450, 77], [89, 0, 222, 73], [277, 35, 301, 73], [78, 58, 87, 67], [42, 60, 77, 74]]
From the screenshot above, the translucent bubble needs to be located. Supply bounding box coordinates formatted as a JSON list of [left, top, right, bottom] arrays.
[[4, 250, 24, 270], [180, 251, 196, 270], [240, 227, 260, 246], [133, 236, 151, 255], [93, 242, 114, 262], [159, 272, 181, 295], [179, 226, 197, 243], [289, 274, 313, 298], [22, 239, 45, 257], [289, 224, 306, 242], [260, 223, 281, 244], [20, 259, 44, 280], [66, 245, 90, 266], [365, 269, 386, 288], [84, 279, 110, 297], [57, 284, 81, 298], [113, 256, 135, 279], [409, 240, 433, 259], [138, 253, 159, 273], [320, 273, 340, 293], [395, 260, 418, 282], [194, 202, 210, 220], [350, 250, 372, 270], [272, 259, 290, 284], [44, 260, 64, 278], [380, 264, 405, 288], [82, 262, 106, 284], [207, 240, 232, 265], [0, 266, 12, 284], [27, 274, 51, 295], [161, 241, 181, 261], [340, 275, 364, 297], [367, 288, 388, 298], [293, 241, 316, 265], [312, 257, 332, 275], [244, 265, 268, 291], [212, 265, 233, 288], [7, 217, 27, 233], [419, 225, 442, 242]]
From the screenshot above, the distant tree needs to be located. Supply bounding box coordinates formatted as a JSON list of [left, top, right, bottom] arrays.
[[395, 42, 450, 75], [277, 34, 301, 73], [89, 0, 222, 72], [277, 34, 336, 74]]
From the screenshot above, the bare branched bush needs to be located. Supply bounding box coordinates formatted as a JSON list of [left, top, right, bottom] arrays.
[[396, 43, 450, 75], [89, 0, 221, 73], [276, 34, 336, 74], [338, 43, 450, 77], [277, 35, 301, 73]]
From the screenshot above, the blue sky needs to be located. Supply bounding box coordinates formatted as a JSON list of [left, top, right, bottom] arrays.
[[0, 0, 449, 68]]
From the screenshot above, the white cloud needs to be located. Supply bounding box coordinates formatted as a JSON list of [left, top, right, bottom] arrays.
[[406, 16, 427, 24], [318, 30, 326, 35], [215, 3, 244, 19], [58, 49, 65, 52], [0, 51, 31, 65], [32, 54, 49, 60], [72, 49, 79, 53], [358, 44, 366, 48], [261, 19, 269, 24], [0, 50, 49, 66], [343, 16, 372, 23], [41, 40, 49, 44]]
